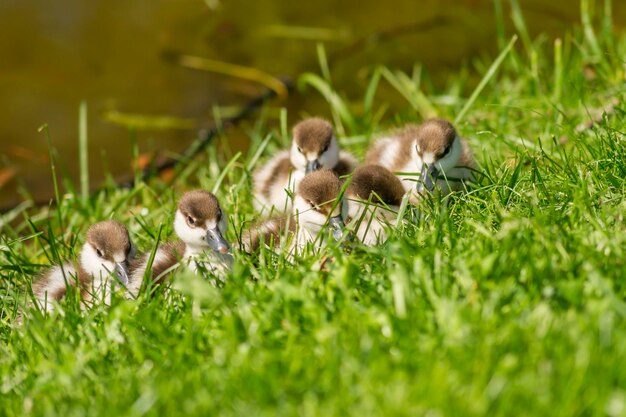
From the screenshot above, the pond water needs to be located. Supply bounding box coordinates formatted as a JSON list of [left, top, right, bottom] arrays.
[[0, 0, 622, 208]]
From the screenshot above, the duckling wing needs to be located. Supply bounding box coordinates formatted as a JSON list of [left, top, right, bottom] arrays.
[[253, 151, 299, 213], [32, 263, 78, 312], [455, 137, 477, 182], [365, 136, 410, 171], [241, 216, 294, 253], [127, 241, 185, 297]]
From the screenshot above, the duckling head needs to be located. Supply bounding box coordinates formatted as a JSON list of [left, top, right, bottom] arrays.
[[174, 190, 230, 254], [81, 220, 134, 285], [346, 164, 405, 207], [413, 118, 462, 192], [290, 118, 340, 174], [293, 169, 345, 240]]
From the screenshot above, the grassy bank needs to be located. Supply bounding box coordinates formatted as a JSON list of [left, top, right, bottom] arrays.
[[2, 5, 626, 416]]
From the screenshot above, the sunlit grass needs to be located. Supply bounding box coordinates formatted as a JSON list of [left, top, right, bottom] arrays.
[[1, 2, 626, 416]]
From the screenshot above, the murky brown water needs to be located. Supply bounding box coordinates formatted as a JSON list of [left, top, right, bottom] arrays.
[[0, 0, 623, 208]]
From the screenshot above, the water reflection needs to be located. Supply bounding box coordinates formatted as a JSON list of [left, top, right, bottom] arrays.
[[0, 0, 622, 207]]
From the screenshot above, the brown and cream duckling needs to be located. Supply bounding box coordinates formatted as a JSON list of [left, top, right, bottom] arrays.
[[127, 190, 230, 297], [243, 169, 347, 254], [346, 164, 405, 245], [32, 220, 134, 312], [366, 118, 475, 200], [253, 117, 357, 213]]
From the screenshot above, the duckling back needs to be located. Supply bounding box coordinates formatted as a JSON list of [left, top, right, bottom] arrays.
[[240, 216, 294, 254], [253, 151, 301, 213], [127, 241, 185, 298]]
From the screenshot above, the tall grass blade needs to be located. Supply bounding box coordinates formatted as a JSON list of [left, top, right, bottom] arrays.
[[581, 0, 602, 58], [508, 0, 533, 58], [79, 101, 89, 204], [493, 0, 506, 49], [212, 153, 242, 194], [363, 68, 381, 117], [316, 43, 332, 82], [298, 73, 354, 134], [179, 55, 288, 99], [553, 38, 563, 101], [379, 67, 436, 119], [38, 124, 63, 228], [455, 35, 517, 124]]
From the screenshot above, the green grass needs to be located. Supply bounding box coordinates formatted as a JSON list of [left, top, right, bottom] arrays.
[[2, 3, 626, 416]]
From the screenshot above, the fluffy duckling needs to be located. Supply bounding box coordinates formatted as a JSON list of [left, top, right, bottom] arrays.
[[346, 164, 405, 245], [365, 118, 475, 200], [32, 220, 134, 312], [243, 169, 347, 254], [253, 117, 357, 213], [127, 190, 230, 297]]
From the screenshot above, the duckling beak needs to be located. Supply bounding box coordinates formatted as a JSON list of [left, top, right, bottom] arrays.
[[114, 262, 130, 286], [305, 159, 322, 174], [206, 227, 230, 254], [417, 163, 439, 193], [328, 214, 345, 241]]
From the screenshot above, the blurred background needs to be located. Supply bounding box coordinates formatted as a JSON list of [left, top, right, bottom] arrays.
[[0, 0, 623, 208]]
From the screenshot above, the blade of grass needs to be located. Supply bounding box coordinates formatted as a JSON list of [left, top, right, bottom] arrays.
[[508, 0, 533, 59], [129, 128, 141, 187], [363, 68, 381, 118], [317, 43, 332, 82], [603, 0, 613, 40], [581, 0, 602, 58], [178, 55, 288, 99], [455, 35, 517, 124], [104, 111, 196, 130], [280, 108, 288, 141], [493, 0, 506, 49], [142, 224, 163, 298], [38, 124, 63, 229], [552, 38, 563, 102], [261, 25, 350, 42], [79, 101, 89, 205], [212, 153, 242, 194], [298, 73, 354, 134], [379, 67, 436, 119]]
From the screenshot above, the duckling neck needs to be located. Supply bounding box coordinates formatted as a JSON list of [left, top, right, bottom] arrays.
[[293, 224, 321, 250], [182, 242, 207, 259], [181, 241, 232, 274]]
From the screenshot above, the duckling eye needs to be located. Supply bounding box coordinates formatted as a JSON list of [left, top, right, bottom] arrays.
[[441, 144, 452, 158], [187, 216, 196, 227], [96, 248, 104, 258], [307, 200, 316, 210], [297, 146, 303, 154], [321, 143, 330, 153]]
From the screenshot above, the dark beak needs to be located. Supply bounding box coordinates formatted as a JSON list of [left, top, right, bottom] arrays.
[[206, 227, 230, 254], [328, 214, 345, 241], [114, 262, 130, 286], [417, 163, 439, 193], [305, 159, 322, 174]]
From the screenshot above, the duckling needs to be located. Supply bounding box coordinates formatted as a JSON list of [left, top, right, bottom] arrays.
[[253, 117, 357, 213], [127, 190, 230, 297], [243, 169, 347, 254], [365, 118, 475, 200], [32, 220, 134, 312], [346, 164, 405, 245]]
